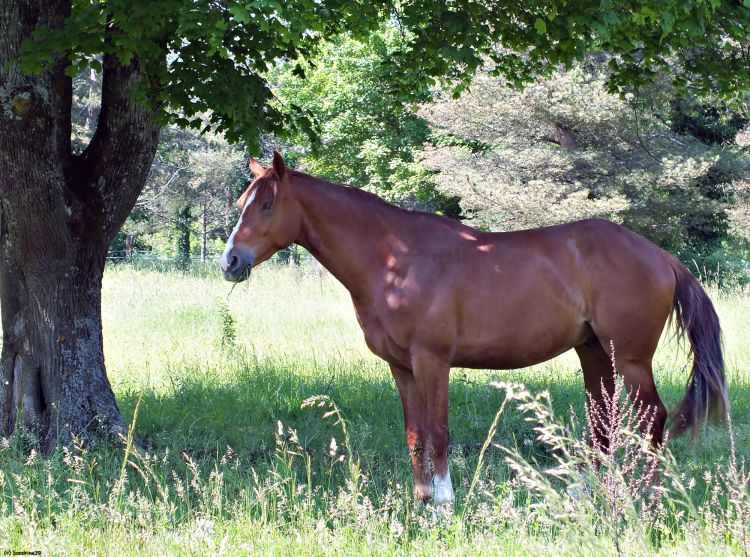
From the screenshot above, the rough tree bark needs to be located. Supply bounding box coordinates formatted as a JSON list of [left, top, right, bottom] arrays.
[[0, 0, 161, 450]]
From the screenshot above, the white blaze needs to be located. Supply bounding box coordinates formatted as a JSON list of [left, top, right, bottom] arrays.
[[220, 189, 257, 269]]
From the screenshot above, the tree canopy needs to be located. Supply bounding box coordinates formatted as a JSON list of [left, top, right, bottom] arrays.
[[18, 0, 750, 149], [269, 30, 458, 215], [421, 61, 749, 264]]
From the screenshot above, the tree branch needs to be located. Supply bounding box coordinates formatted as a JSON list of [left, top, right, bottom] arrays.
[[70, 51, 161, 242]]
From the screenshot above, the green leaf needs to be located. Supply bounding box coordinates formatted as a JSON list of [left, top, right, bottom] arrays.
[[534, 18, 547, 36], [662, 12, 674, 34], [229, 5, 251, 23]]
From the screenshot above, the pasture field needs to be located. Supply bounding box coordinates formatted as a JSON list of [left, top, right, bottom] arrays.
[[1, 264, 749, 556]]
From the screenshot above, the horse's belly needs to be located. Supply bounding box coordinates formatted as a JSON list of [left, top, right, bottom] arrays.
[[451, 309, 587, 370], [452, 343, 573, 369]]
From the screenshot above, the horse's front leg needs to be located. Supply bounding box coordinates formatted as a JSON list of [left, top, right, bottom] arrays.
[[390, 363, 432, 502], [411, 350, 454, 507]]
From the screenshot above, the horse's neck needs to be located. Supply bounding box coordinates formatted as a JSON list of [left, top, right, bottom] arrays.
[[292, 175, 396, 303]]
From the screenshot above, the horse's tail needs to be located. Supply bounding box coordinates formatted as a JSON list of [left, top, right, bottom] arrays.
[[668, 256, 728, 437]]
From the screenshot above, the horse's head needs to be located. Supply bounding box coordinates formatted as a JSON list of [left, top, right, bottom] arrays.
[[220, 151, 301, 282]]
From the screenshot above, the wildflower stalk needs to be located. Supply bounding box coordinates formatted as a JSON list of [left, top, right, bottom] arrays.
[[464, 390, 511, 513], [302, 395, 361, 497], [113, 395, 142, 509]]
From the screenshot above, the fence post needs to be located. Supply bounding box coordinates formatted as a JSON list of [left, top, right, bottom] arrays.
[[125, 233, 135, 262]]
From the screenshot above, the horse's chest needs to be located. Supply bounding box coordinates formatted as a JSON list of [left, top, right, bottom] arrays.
[[353, 303, 411, 367]]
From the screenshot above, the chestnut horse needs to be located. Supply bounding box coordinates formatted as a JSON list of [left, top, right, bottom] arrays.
[[220, 152, 727, 506]]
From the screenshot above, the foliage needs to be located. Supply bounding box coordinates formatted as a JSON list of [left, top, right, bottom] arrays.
[[670, 95, 749, 146], [420, 61, 750, 267], [114, 126, 247, 260], [16, 1, 750, 149], [17, 1, 748, 259], [270, 30, 459, 214], [214, 297, 238, 349], [70, 64, 101, 149]]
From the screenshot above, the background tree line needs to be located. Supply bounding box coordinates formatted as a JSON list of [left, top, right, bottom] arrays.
[[100, 29, 749, 277]]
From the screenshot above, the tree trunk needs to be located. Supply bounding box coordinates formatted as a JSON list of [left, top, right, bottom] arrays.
[[176, 204, 192, 269], [554, 122, 577, 152], [85, 67, 97, 132], [125, 233, 135, 262], [0, 221, 121, 450], [200, 200, 208, 264], [0, 0, 161, 450]]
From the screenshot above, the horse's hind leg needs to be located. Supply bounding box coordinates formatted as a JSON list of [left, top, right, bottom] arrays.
[[575, 342, 616, 451], [576, 339, 667, 447], [611, 356, 668, 446]]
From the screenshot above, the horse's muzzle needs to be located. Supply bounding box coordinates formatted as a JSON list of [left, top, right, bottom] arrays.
[[220, 251, 253, 282], [222, 264, 251, 283]]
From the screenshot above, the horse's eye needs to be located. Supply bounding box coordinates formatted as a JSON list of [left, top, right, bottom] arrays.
[[262, 201, 273, 211]]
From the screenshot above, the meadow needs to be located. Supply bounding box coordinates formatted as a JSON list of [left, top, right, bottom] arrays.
[[1, 263, 749, 556]]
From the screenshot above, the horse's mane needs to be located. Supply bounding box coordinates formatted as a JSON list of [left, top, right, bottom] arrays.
[[289, 169, 400, 212]]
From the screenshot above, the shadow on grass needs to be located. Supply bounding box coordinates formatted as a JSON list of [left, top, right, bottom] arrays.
[[115, 353, 750, 486], [0, 351, 744, 525]]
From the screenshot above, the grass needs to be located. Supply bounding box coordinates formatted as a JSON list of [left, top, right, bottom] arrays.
[[1, 263, 749, 555]]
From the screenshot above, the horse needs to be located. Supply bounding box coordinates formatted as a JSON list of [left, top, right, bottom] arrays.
[[220, 152, 728, 507]]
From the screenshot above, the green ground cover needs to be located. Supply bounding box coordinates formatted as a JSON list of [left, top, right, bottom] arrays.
[[1, 265, 748, 556]]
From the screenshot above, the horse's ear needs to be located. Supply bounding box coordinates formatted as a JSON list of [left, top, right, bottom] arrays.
[[249, 157, 265, 177], [272, 151, 286, 179]]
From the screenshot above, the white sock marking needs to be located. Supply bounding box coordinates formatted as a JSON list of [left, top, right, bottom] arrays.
[[432, 470, 454, 506]]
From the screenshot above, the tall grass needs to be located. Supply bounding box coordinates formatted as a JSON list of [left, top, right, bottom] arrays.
[[0, 264, 748, 555]]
